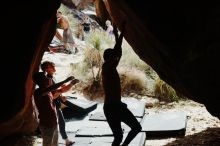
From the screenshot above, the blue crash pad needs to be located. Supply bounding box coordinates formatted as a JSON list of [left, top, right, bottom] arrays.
[[89, 97, 146, 121], [62, 97, 97, 119], [75, 121, 113, 137], [141, 111, 187, 136]]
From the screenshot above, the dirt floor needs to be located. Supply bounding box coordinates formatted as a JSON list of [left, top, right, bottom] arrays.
[[165, 127, 220, 146]]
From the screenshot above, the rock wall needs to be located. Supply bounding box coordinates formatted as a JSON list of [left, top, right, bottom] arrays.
[[0, 0, 219, 141], [0, 0, 61, 140]]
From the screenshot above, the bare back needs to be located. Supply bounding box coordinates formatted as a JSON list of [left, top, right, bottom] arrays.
[[102, 23, 125, 103], [102, 63, 121, 103], [58, 16, 69, 30]]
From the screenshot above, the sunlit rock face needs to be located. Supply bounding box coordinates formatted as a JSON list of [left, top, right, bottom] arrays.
[[0, 0, 219, 141], [95, 0, 220, 118]]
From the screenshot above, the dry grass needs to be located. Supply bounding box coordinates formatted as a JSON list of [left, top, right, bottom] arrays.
[[81, 66, 149, 101], [86, 29, 114, 50], [70, 62, 90, 81], [84, 44, 102, 85], [120, 40, 150, 71], [82, 79, 104, 101], [84, 47, 102, 68], [118, 67, 148, 96], [154, 78, 180, 102]]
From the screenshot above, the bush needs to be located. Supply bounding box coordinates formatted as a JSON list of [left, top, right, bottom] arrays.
[[86, 30, 114, 51], [154, 78, 180, 102], [82, 79, 104, 101], [118, 67, 147, 96]]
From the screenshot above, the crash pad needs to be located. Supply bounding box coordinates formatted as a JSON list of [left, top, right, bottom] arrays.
[[89, 97, 146, 121], [62, 98, 97, 120], [141, 111, 187, 136]]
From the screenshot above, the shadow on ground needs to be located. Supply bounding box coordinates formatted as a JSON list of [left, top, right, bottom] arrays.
[[1, 128, 220, 146], [165, 127, 220, 146]]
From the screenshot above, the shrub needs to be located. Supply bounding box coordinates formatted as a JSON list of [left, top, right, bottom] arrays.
[[86, 30, 114, 50], [70, 62, 90, 82], [118, 67, 147, 96], [82, 78, 104, 101], [154, 78, 180, 102]]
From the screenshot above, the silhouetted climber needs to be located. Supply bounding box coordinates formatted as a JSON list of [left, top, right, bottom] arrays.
[[101, 23, 142, 146]]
